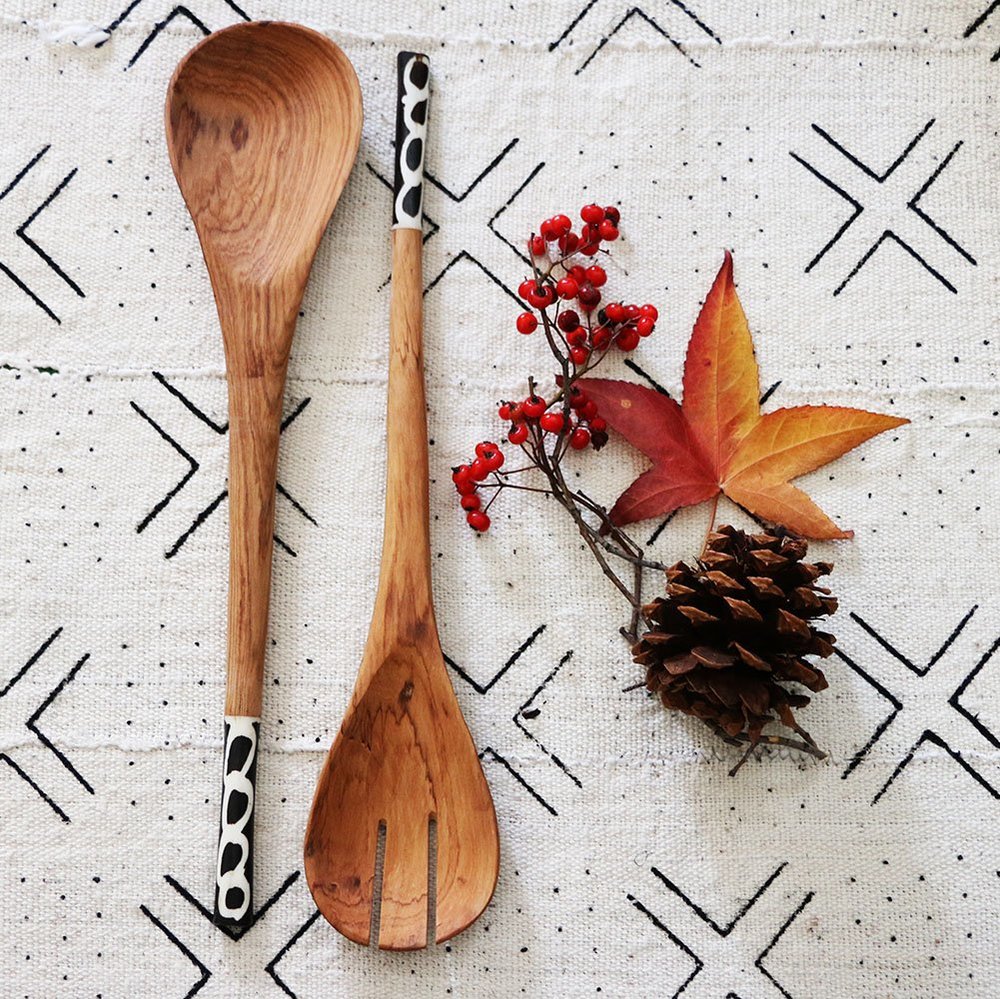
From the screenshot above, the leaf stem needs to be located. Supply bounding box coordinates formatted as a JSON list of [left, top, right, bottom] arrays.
[[699, 492, 720, 559]]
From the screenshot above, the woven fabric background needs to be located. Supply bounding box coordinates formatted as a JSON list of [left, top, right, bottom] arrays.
[[1, 2, 998, 996]]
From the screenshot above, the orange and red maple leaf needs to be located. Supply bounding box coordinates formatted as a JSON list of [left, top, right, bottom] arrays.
[[579, 253, 908, 539]]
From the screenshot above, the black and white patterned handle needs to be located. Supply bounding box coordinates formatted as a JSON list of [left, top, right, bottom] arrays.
[[214, 715, 259, 929], [392, 51, 429, 229]]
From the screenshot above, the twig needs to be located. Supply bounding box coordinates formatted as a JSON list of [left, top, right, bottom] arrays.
[[727, 733, 828, 777], [624, 558, 643, 642], [729, 739, 758, 777]]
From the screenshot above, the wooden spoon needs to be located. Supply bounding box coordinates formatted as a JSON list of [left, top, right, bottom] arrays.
[[304, 52, 499, 950], [164, 21, 362, 930]]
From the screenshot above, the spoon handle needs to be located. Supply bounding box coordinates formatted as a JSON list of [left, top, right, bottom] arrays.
[[214, 296, 293, 931]]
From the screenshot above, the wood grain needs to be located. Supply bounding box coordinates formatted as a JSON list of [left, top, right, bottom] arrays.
[[304, 227, 500, 950], [165, 21, 362, 929], [165, 22, 362, 717]]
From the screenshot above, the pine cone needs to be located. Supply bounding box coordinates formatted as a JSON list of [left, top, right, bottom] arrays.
[[634, 525, 837, 748]]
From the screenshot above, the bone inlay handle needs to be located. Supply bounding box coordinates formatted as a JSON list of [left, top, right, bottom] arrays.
[[215, 715, 259, 928], [392, 52, 429, 230]]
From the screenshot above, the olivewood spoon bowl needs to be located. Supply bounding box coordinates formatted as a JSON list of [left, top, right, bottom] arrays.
[[165, 20, 362, 930], [304, 52, 499, 951]]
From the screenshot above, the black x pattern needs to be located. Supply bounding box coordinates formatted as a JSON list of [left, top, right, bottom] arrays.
[[550, 1, 721, 73], [0, 628, 93, 822], [791, 119, 976, 295], [837, 605, 1000, 804], [98, 0, 250, 69], [446, 625, 581, 815], [140, 871, 315, 996], [131, 372, 315, 559], [0, 146, 84, 324], [628, 862, 813, 998]]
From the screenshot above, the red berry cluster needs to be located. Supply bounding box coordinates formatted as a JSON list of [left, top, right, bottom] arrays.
[[528, 204, 619, 259], [497, 384, 605, 453], [515, 205, 657, 367], [452, 441, 504, 531], [456, 202, 659, 533]]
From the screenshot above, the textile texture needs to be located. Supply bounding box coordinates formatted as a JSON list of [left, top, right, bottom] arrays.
[[1, 2, 998, 996]]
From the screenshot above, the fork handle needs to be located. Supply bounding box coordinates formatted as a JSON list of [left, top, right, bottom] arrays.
[[366, 52, 433, 646]]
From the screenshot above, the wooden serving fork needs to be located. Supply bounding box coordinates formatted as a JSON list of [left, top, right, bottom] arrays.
[[304, 52, 499, 950]]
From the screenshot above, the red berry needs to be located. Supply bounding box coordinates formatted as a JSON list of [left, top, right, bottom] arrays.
[[540, 218, 558, 241], [452, 464, 473, 484], [509, 402, 525, 422], [590, 416, 607, 433], [592, 327, 611, 350], [579, 240, 601, 257], [570, 427, 591, 450], [625, 303, 640, 320], [578, 283, 601, 308], [470, 457, 490, 480], [580, 203, 604, 225], [556, 277, 579, 300], [636, 316, 655, 337], [456, 478, 477, 496], [475, 441, 498, 458], [518, 279, 534, 299], [604, 205, 620, 224], [581, 399, 598, 420], [605, 302, 625, 323], [498, 402, 513, 420], [516, 311, 538, 335], [569, 345, 589, 366], [569, 264, 587, 282], [467, 510, 490, 532], [552, 213, 572, 236], [566, 327, 587, 346], [617, 329, 640, 351], [485, 450, 504, 472], [461, 493, 481, 511], [640, 303, 658, 320], [585, 265, 607, 287], [599, 220, 619, 241], [527, 284, 556, 309], [557, 309, 580, 332], [557, 232, 579, 255], [570, 388, 588, 411], [508, 422, 529, 445], [540, 411, 565, 433], [522, 395, 547, 419], [529, 235, 546, 256]]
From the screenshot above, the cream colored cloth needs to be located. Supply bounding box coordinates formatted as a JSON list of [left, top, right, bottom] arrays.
[[1, 2, 998, 996]]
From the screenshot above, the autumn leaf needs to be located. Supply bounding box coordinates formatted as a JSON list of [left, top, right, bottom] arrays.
[[578, 252, 908, 539]]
